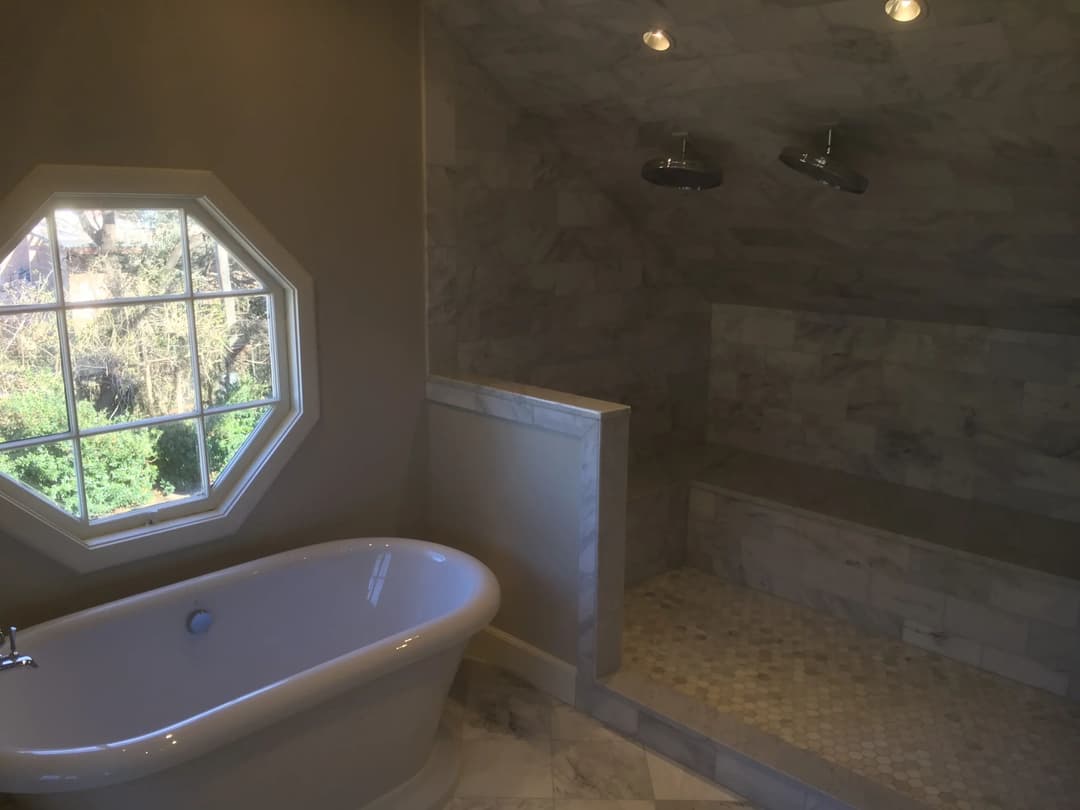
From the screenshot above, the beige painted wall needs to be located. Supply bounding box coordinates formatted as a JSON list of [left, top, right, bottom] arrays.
[[426, 403, 581, 664], [0, 0, 427, 625]]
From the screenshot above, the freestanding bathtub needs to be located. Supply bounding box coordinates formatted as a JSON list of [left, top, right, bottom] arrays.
[[0, 538, 500, 810]]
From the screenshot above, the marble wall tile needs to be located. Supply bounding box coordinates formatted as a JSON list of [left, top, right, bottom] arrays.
[[980, 647, 1069, 696], [709, 303, 1080, 523], [430, 0, 1080, 337], [1026, 620, 1080, 674], [799, 554, 871, 603], [625, 487, 674, 587], [893, 21, 1013, 69], [943, 596, 1028, 654], [901, 621, 983, 667], [824, 526, 910, 576], [989, 574, 1080, 629], [989, 340, 1071, 385], [688, 487, 717, 522], [625, 454, 692, 587], [687, 519, 745, 584], [738, 309, 797, 349], [425, 16, 707, 467], [1023, 381, 1080, 422], [810, 591, 905, 638], [869, 573, 946, 627]]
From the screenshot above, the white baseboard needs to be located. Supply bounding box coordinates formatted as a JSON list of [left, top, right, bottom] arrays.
[[467, 626, 577, 705]]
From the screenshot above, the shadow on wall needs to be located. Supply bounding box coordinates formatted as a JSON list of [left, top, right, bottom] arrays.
[[0, 0, 428, 625]]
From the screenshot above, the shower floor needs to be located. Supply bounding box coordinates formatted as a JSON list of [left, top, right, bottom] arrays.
[[622, 568, 1080, 810]]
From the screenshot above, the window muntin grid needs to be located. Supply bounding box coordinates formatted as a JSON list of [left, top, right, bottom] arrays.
[[0, 200, 284, 531]]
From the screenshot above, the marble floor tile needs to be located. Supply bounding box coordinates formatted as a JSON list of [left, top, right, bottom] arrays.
[[646, 753, 745, 803], [551, 739, 654, 800], [463, 686, 553, 741], [456, 737, 555, 799], [448, 660, 758, 808]]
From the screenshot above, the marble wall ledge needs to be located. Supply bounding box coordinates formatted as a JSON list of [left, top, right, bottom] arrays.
[[696, 446, 1080, 587], [427, 374, 630, 436]]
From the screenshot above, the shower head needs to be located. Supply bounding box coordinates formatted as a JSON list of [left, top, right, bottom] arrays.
[[642, 133, 722, 190], [779, 128, 868, 194]]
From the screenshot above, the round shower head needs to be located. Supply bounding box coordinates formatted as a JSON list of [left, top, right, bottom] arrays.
[[642, 134, 722, 190], [642, 156, 723, 190], [779, 129, 868, 194]]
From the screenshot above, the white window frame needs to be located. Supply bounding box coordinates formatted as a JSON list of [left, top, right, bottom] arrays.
[[0, 166, 319, 572]]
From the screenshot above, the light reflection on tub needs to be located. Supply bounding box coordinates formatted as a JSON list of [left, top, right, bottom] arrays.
[[1, 537, 500, 810]]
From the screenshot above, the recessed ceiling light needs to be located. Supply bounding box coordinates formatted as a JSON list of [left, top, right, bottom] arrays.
[[642, 28, 674, 52], [884, 0, 925, 22]]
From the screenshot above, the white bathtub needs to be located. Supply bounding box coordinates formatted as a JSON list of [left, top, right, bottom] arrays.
[[0, 538, 499, 810]]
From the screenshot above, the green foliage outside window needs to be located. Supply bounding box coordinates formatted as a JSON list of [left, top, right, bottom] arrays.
[[0, 374, 268, 519], [156, 381, 268, 490], [0, 208, 274, 522], [0, 373, 158, 516]]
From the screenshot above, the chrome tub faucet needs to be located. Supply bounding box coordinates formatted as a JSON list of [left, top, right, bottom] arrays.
[[0, 625, 37, 672]]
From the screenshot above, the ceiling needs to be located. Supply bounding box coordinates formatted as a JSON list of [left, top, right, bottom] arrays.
[[427, 0, 1080, 332]]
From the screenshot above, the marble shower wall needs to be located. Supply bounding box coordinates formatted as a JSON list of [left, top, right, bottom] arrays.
[[428, 0, 1080, 335], [424, 17, 709, 461], [709, 303, 1080, 522]]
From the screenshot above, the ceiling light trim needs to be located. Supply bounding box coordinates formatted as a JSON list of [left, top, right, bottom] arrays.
[[884, 0, 926, 23], [642, 28, 674, 52]]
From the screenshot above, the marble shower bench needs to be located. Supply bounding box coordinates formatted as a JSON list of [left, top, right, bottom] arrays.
[[686, 447, 1080, 701]]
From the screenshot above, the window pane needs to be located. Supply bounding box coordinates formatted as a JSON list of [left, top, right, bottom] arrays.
[[196, 295, 273, 407], [82, 420, 204, 521], [57, 209, 184, 303], [0, 439, 79, 517], [0, 218, 56, 306], [0, 313, 68, 443], [67, 302, 195, 429], [187, 216, 265, 294], [207, 406, 271, 485], [153, 420, 206, 504]]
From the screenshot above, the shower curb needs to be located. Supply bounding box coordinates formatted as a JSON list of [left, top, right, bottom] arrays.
[[577, 672, 929, 810]]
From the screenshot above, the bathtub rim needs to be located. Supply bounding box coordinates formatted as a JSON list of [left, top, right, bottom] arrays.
[[0, 536, 499, 795]]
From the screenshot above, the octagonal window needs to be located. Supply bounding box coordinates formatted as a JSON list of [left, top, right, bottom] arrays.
[[0, 167, 318, 571]]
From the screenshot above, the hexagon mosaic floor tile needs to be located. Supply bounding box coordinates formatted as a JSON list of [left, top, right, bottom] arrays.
[[623, 569, 1080, 810]]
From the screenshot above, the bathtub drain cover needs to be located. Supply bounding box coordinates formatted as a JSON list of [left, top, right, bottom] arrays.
[[186, 610, 214, 635]]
